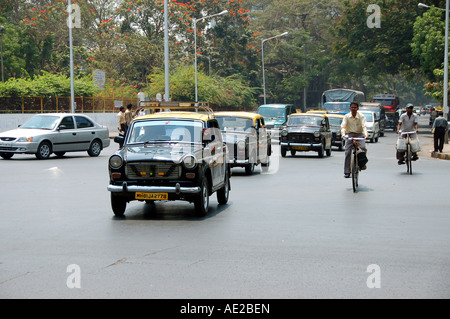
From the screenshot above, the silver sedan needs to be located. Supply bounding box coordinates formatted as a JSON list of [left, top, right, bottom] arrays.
[[0, 113, 110, 159]]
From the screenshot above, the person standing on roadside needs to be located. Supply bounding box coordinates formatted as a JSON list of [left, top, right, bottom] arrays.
[[117, 106, 127, 136], [125, 103, 133, 127], [432, 111, 448, 153]]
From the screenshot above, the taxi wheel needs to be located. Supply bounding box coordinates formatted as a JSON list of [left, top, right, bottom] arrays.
[[111, 194, 126, 217], [245, 163, 255, 175], [281, 147, 287, 157], [195, 178, 209, 217], [217, 169, 230, 205], [318, 142, 324, 158]]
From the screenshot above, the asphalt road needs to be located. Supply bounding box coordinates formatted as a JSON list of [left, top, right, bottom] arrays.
[[1, 115, 449, 299]]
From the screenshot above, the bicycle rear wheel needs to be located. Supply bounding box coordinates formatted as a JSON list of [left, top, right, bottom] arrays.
[[406, 144, 412, 175]]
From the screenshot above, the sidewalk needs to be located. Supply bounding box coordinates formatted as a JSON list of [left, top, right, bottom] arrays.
[[419, 133, 450, 160]]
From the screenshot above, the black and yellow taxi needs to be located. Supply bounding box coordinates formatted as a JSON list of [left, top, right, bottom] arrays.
[[107, 109, 230, 217], [215, 111, 271, 175], [280, 113, 332, 158]]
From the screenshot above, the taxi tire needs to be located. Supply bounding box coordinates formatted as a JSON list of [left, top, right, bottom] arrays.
[[217, 169, 230, 205], [281, 147, 287, 157], [318, 142, 324, 158], [111, 194, 126, 217], [194, 178, 209, 217]]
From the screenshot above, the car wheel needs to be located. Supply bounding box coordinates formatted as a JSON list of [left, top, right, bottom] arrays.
[[281, 147, 287, 157], [290, 150, 296, 156], [0, 153, 13, 159], [318, 142, 324, 158], [88, 139, 102, 157], [326, 145, 332, 157], [54, 152, 66, 157], [217, 169, 230, 205], [35, 141, 52, 159], [111, 194, 127, 217], [245, 163, 255, 175], [194, 178, 209, 217]]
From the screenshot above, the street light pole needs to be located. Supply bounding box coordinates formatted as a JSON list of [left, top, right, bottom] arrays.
[[194, 10, 227, 103], [419, 2, 449, 119], [68, 1, 75, 113], [164, 0, 170, 101], [261, 32, 288, 105], [0, 25, 5, 83]]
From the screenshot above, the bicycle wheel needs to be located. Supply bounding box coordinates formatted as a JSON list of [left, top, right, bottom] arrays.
[[351, 151, 358, 192], [406, 144, 412, 175]]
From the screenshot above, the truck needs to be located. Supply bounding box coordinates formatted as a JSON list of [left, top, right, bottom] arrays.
[[372, 94, 400, 131], [321, 89, 365, 115]]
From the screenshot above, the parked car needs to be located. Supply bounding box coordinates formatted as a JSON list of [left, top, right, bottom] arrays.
[[359, 102, 386, 136], [215, 111, 271, 175], [0, 113, 110, 159], [257, 104, 296, 139], [326, 114, 345, 151], [359, 110, 380, 143], [107, 111, 230, 217], [280, 113, 332, 158]]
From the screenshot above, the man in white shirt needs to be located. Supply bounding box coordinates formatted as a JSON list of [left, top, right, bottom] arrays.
[[396, 103, 419, 164], [341, 102, 369, 178]]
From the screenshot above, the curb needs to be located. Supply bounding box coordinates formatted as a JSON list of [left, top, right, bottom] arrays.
[[431, 151, 450, 160]]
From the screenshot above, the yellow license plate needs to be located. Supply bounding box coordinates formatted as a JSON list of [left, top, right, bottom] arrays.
[[135, 192, 168, 200], [293, 146, 309, 151]]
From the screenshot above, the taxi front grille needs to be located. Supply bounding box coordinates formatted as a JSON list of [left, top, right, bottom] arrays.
[[287, 133, 314, 142], [126, 162, 181, 180]]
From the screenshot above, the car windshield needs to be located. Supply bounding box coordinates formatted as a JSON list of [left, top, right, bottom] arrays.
[[323, 102, 350, 113], [20, 115, 60, 130], [328, 117, 343, 126], [258, 107, 285, 118], [373, 99, 394, 106], [361, 112, 373, 122], [288, 116, 322, 126], [127, 120, 203, 144], [216, 116, 253, 132]]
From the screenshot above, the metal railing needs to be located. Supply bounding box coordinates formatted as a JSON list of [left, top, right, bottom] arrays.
[[0, 96, 139, 113]]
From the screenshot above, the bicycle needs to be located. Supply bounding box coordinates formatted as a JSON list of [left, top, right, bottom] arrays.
[[398, 131, 417, 175], [345, 137, 367, 193]]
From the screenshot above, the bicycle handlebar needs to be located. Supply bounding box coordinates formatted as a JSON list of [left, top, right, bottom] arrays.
[[399, 131, 417, 135], [344, 136, 366, 140]]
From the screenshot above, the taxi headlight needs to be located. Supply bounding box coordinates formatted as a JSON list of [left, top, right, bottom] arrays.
[[182, 155, 197, 169], [109, 155, 123, 169], [314, 131, 320, 137], [237, 140, 246, 150], [18, 137, 33, 142], [281, 129, 288, 137]]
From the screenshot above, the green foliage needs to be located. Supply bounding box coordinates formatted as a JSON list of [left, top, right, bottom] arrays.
[[0, 72, 98, 97], [147, 66, 258, 109]]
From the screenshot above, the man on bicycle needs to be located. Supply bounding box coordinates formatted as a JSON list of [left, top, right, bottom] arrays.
[[341, 102, 368, 178], [396, 103, 419, 164]]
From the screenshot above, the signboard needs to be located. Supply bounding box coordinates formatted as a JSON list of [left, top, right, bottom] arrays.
[[93, 70, 105, 90]]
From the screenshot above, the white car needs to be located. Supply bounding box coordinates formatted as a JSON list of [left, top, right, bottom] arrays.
[[0, 113, 110, 159], [360, 111, 380, 143]]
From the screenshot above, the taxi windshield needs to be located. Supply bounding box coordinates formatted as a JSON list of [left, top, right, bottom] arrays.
[[288, 116, 322, 126], [128, 120, 203, 144], [216, 116, 253, 132], [258, 107, 285, 118]]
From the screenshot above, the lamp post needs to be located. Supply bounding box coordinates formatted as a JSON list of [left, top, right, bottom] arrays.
[[164, 0, 169, 101], [68, 1, 75, 113], [194, 10, 227, 102], [419, 2, 449, 120], [261, 32, 288, 105], [0, 25, 5, 83]]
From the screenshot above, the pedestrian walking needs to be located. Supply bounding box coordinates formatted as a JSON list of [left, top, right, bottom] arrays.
[[432, 111, 448, 153], [117, 106, 127, 136]]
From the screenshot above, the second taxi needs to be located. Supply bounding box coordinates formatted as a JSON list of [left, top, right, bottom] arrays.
[[280, 113, 332, 158]]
